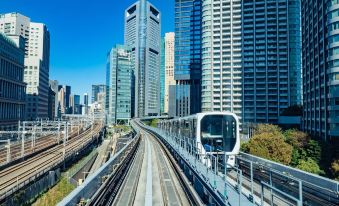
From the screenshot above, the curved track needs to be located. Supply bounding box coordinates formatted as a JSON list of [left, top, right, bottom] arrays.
[[112, 124, 201, 206]]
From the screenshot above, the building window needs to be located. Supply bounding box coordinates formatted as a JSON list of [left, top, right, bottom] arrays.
[[336, 98, 339, 106]]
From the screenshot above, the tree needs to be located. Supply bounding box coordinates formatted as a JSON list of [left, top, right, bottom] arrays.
[[150, 119, 159, 127], [284, 129, 309, 148], [330, 159, 339, 180], [254, 124, 283, 136], [297, 158, 324, 175], [305, 140, 321, 163], [240, 142, 250, 153], [247, 132, 293, 165]]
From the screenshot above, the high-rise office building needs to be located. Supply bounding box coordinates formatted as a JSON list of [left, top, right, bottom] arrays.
[[58, 85, 71, 114], [201, 0, 242, 120], [49, 80, 58, 118], [0, 33, 26, 129], [164, 32, 175, 114], [302, 0, 339, 139], [71, 94, 81, 114], [48, 87, 56, 120], [106, 45, 134, 124], [58, 87, 65, 115], [84, 93, 88, 105], [241, 0, 302, 124], [173, 0, 202, 117], [160, 38, 165, 115], [91, 84, 105, 103], [0, 13, 50, 120], [124, 0, 161, 117]]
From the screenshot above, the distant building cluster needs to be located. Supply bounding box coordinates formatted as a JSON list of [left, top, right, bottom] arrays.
[[0, 13, 98, 130], [106, 0, 161, 124]]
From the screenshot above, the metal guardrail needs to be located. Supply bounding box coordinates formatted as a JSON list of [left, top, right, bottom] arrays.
[[238, 152, 339, 194], [137, 121, 255, 206]]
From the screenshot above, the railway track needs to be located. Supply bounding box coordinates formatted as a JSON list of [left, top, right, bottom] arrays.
[[0, 124, 102, 202], [97, 121, 203, 206], [0, 128, 81, 166]]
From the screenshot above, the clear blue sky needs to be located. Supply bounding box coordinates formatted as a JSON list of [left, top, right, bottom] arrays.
[[0, 0, 174, 100]]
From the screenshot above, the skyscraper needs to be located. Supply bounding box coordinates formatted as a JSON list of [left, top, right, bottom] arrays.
[[124, 0, 161, 117], [84, 93, 88, 106], [160, 37, 165, 115], [91, 84, 105, 103], [241, 0, 302, 124], [72, 94, 81, 114], [201, 0, 242, 120], [302, 0, 339, 139], [0, 13, 50, 120], [164, 32, 175, 114], [0, 33, 26, 129], [49, 80, 59, 118], [106, 45, 134, 124], [174, 0, 202, 117], [48, 87, 56, 120], [58, 85, 71, 114]]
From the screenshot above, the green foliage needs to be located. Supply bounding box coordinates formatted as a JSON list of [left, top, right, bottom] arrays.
[[305, 140, 321, 163], [247, 132, 293, 165], [330, 159, 339, 180], [33, 177, 75, 206], [297, 158, 324, 175], [284, 129, 309, 148], [240, 141, 249, 153], [253, 124, 282, 136], [114, 125, 130, 132], [246, 124, 326, 177], [149, 119, 159, 128]]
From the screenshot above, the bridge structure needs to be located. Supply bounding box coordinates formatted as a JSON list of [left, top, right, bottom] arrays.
[[0, 114, 105, 204], [140, 119, 339, 206], [59, 117, 339, 206]]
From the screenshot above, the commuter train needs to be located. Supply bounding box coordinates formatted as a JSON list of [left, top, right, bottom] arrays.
[[157, 112, 240, 167]]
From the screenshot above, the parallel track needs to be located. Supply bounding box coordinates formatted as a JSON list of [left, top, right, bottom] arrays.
[[0, 128, 82, 165], [0, 124, 102, 201]]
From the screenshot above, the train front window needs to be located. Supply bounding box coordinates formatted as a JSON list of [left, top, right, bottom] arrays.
[[200, 115, 237, 152]]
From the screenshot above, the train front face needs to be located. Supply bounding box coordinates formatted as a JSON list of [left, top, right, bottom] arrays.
[[198, 112, 240, 166]]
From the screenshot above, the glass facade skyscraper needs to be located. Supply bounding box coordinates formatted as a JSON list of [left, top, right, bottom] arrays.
[[0, 33, 26, 129], [173, 0, 202, 117], [124, 0, 161, 117], [106, 45, 134, 125], [242, 0, 302, 124], [302, 0, 339, 139], [92, 84, 105, 103]]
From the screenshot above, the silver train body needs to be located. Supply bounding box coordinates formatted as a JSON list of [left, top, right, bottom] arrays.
[[158, 112, 240, 167]]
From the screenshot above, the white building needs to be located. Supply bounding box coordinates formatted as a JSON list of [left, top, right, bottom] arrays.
[[0, 13, 50, 120], [201, 1, 242, 121], [164, 32, 175, 114]]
